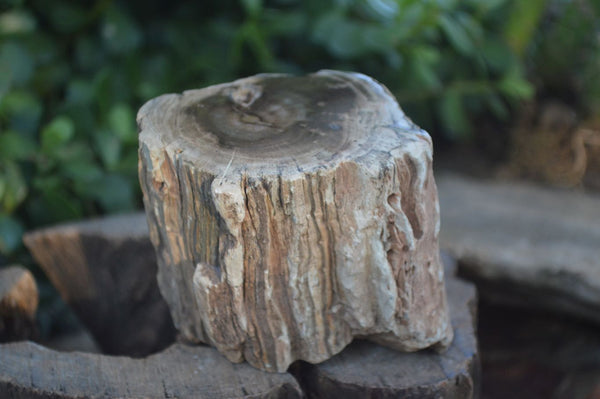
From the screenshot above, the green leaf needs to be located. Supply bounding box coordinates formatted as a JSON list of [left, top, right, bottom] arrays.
[[439, 14, 475, 55], [504, 0, 548, 56], [313, 13, 368, 59], [101, 6, 142, 54], [41, 116, 75, 153], [114, 149, 139, 175], [0, 214, 24, 255], [397, 1, 429, 27], [498, 75, 534, 99], [27, 33, 59, 64], [94, 129, 121, 169], [87, 174, 135, 212], [0, 175, 5, 202], [240, 0, 262, 17], [466, 0, 509, 15], [481, 38, 514, 73], [455, 12, 483, 46], [363, 0, 399, 21], [411, 45, 440, 64], [60, 159, 102, 183], [46, 1, 88, 34], [34, 61, 70, 96], [27, 188, 83, 224], [314, 12, 400, 59], [0, 131, 36, 161], [385, 50, 403, 69], [52, 142, 93, 164], [361, 25, 396, 53], [0, 62, 9, 101], [439, 90, 471, 139], [32, 176, 61, 192], [92, 67, 119, 115], [75, 36, 106, 72], [0, 160, 28, 213], [262, 9, 306, 36], [0, 91, 43, 135], [237, 21, 274, 69], [486, 93, 509, 119], [407, 48, 442, 91], [0, 41, 34, 86], [108, 103, 136, 144], [65, 79, 94, 106]]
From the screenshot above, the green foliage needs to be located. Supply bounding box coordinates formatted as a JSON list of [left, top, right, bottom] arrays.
[[526, 0, 600, 114], [296, 0, 534, 138], [0, 0, 536, 260], [503, 0, 547, 56]]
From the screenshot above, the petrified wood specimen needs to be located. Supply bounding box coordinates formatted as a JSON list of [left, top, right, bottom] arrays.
[[138, 70, 452, 372], [291, 254, 479, 398]]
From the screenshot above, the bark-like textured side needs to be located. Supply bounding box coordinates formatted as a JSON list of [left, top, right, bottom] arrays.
[[138, 70, 452, 372], [290, 255, 480, 399]]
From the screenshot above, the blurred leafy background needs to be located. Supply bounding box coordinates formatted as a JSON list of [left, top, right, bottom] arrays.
[[0, 0, 599, 334]]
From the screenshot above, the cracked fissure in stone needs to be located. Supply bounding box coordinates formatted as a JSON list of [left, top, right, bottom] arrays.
[[138, 70, 453, 372]]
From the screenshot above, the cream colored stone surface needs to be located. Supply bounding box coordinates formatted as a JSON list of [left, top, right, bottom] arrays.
[[138, 71, 452, 372]]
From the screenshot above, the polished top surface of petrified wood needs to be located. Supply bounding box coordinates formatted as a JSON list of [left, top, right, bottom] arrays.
[[138, 70, 429, 178], [188, 75, 353, 150]]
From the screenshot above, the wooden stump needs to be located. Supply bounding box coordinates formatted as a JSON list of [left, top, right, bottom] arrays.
[[138, 70, 452, 372], [0, 342, 303, 399], [437, 173, 600, 325], [290, 254, 480, 398], [0, 266, 38, 341], [23, 213, 176, 356]]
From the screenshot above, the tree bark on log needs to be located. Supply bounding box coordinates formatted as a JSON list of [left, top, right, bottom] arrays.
[[138, 70, 452, 372], [0, 266, 38, 342], [23, 213, 176, 356]]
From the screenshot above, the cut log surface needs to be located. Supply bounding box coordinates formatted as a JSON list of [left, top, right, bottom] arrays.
[[292, 254, 479, 399], [437, 173, 600, 324], [23, 213, 176, 356], [0, 255, 476, 399], [0, 266, 38, 341], [138, 70, 452, 372], [0, 342, 303, 399]]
